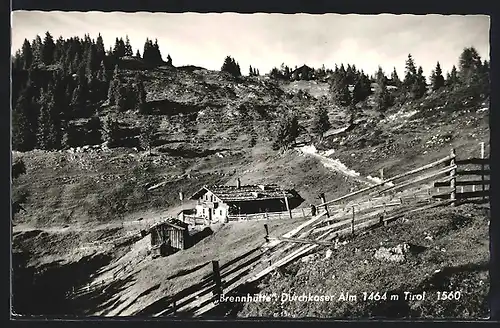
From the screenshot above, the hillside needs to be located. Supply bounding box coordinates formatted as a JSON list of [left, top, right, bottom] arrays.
[[11, 61, 490, 318], [236, 202, 490, 319]]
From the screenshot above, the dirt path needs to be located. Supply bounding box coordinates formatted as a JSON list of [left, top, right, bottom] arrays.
[[12, 209, 174, 235], [298, 145, 378, 187]]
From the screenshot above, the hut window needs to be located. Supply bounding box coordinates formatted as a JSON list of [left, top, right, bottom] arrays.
[[220, 210, 223, 216]]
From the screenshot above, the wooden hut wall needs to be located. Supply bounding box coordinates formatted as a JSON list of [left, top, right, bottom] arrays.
[[166, 226, 184, 250], [151, 227, 160, 246]]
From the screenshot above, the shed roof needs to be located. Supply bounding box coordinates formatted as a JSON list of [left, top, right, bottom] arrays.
[[190, 184, 300, 202], [151, 218, 189, 231]]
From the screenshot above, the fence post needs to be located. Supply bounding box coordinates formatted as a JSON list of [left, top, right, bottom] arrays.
[[450, 148, 457, 206], [320, 193, 330, 218], [351, 206, 355, 236], [301, 208, 306, 219], [481, 142, 486, 201], [172, 300, 177, 315], [264, 224, 269, 243], [283, 191, 293, 220], [383, 203, 388, 226], [380, 168, 384, 182], [212, 260, 223, 298]]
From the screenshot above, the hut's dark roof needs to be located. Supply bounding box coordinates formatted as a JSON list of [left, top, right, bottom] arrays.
[[151, 218, 189, 230], [190, 184, 300, 202]]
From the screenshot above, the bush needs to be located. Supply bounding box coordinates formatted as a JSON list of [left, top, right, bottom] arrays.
[[272, 113, 300, 151], [12, 159, 26, 180]]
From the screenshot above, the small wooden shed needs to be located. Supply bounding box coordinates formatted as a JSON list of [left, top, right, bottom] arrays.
[[150, 219, 191, 257]]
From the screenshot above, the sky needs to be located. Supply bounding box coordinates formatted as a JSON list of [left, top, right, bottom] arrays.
[[11, 11, 490, 79]]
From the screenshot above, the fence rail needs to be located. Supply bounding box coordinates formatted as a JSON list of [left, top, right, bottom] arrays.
[[73, 143, 489, 317], [227, 208, 313, 222]]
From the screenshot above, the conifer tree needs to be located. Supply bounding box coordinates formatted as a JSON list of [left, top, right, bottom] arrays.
[[123, 79, 137, 111], [103, 116, 120, 147], [113, 37, 126, 58], [270, 67, 281, 79], [458, 46, 483, 86], [352, 73, 372, 104], [390, 67, 401, 87], [139, 118, 160, 154], [272, 113, 300, 151], [345, 64, 355, 85], [446, 65, 460, 88], [124, 35, 133, 56], [374, 77, 392, 111], [12, 87, 37, 151], [135, 49, 141, 58], [330, 74, 351, 106], [107, 65, 120, 105], [71, 64, 88, 116], [411, 66, 427, 99], [311, 107, 331, 140], [41, 31, 55, 65], [221, 56, 241, 77], [403, 54, 417, 88], [115, 84, 128, 111], [12, 52, 22, 71], [36, 88, 58, 149], [32, 35, 43, 67], [53, 36, 65, 63], [97, 60, 107, 82], [71, 84, 86, 117], [166, 54, 172, 66], [376, 66, 388, 85], [95, 33, 106, 61], [21, 39, 33, 70], [153, 39, 163, 65], [142, 38, 152, 63], [134, 73, 147, 113], [431, 61, 445, 91], [85, 43, 98, 81]]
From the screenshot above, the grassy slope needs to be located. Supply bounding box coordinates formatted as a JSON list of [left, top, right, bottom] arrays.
[[98, 217, 306, 316], [11, 68, 490, 317], [238, 203, 490, 319]]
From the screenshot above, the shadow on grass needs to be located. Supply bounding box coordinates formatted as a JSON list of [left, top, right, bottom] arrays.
[[190, 227, 214, 247], [115, 283, 161, 316], [166, 261, 212, 281], [12, 252, 113, 318], [72, 274, 137, 316], [418, 261, 489, 292], [157, 146, 231, 159]]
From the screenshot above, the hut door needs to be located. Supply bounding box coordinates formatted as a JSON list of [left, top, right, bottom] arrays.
[[208, 209, 212, 224]]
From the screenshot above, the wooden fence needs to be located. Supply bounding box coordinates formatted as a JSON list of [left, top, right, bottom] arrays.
[[433, 143, 490, 202], [71, 144, 489, 316], [249, 144, 490, 288], [68, 247, 151, 298], [227, 207, 313, 222], [131, 247, 266, 317]]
